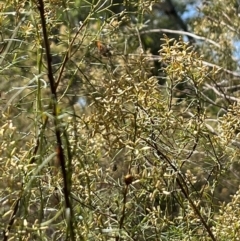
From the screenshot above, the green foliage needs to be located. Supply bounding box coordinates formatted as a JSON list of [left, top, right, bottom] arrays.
[[1, 0, 240, 240]]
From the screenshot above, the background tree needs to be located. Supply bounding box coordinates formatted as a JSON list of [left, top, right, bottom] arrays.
[[1, 0, 240, 240]]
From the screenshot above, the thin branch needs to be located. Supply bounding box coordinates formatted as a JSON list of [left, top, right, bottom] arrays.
[[3, 195, 21, 241], [37, 0, 76, 240], [138, 29, 220, 48], [202, 61, 240, 77], [145, 54, 240, 78], [204, 83, 240, 102], [54, 21, 86, 91], [149, 141, 217, 241], [0, 15, 27, 66]]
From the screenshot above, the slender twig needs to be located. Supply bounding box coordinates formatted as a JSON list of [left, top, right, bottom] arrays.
[[142, 136, 217, 241], [135, 27, 144, 53], [116, 177, 132, 241], [54, 0, 104, 91], [138, 29, 220, 48], [133, 53, 240, 78], [54, 22, 86, 91], [204, 83, 240, 102], [3, 195, 21, 241], [0, 15, 27, 66], [201, 61, 240, 77], [37, 0, 76, 240]]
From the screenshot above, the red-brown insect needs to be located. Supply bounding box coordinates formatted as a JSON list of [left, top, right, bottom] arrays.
[[124, 174, 134, 186], [96, 40, 112, 57]]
